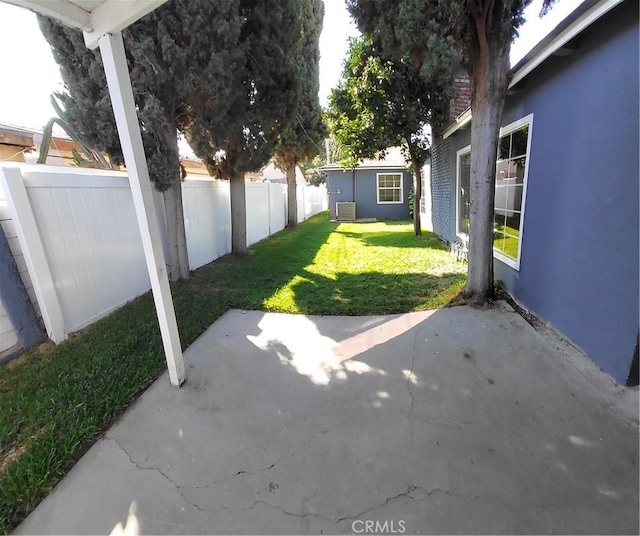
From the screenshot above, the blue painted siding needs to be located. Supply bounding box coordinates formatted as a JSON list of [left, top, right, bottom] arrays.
[[326, 167, 412, 220], [442, 1, 639, 383], [326, 170, 355, 220], [497, 1, 639, 383]]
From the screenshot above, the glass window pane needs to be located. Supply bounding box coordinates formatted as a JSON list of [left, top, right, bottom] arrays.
[[511, 185, 523, 212], [496, 161, 511, 187], [495, 185, 508, 211], [504, 211, 521, 236], [511, 125, 529, 158], [498, 135, 510, 160], [502, 235, 519, 260], [494, 213, 506, 232], [458, 153, 470, 234], [493, 231, 505, 253]]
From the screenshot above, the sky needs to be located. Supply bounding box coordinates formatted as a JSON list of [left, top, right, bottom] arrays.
[[0, 0, 584, 137]]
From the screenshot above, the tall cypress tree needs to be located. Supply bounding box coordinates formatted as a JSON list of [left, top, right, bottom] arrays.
[[273, 0, 325, 228], [186, 0, 304, 255], [38, 0, 243, 281]]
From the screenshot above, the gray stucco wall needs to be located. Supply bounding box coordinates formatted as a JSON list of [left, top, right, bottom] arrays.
[[326, 167, 412, 220], [430, 137, 455, 243], [443, 1, 639, 383]]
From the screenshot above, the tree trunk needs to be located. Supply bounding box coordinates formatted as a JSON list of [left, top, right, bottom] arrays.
[[465, 14, 511, 305], [286, 157, 298, 228], [407, 141, 422, 236], [230, 172, 248, 255], [164, 179, 190, 281]]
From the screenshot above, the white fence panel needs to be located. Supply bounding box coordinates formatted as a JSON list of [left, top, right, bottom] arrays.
[[246, 182, 270, 246], [298, 185, 327, 221], [2, 165, 329, 345], [20, 167, 150, 334], [182, 179, 231, 270], [296, 185, 305, 223], [0, 179, 40, 319], [269, 183, 286, 234]]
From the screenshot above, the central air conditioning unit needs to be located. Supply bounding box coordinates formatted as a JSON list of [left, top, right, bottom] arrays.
[[336, 202, 356, 221]]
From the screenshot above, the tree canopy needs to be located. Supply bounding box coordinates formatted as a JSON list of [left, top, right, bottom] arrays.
[[38, 0, 244, 280], [326, 36, 451, 234], [273, 0, 325, 227], [185, 0, 306, 254], [347, 0, 555, 303]]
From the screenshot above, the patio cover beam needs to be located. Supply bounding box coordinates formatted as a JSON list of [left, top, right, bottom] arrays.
[[99, 31, 185, 386]]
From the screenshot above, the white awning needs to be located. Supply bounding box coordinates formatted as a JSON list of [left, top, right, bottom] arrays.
[[3, 0, 167, 48], [1, 0, 186, 386]]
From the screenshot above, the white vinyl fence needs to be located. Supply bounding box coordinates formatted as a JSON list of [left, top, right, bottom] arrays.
[[0, 164, 327, 347]]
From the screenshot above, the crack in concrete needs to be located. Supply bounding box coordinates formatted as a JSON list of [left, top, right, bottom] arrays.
[[105, 437, 179, 487], [336, 485, 474, 523], [240, 499, 323, 520], [105, 437, 208, 513], [407, 332, 418, 419], [178, 425, 337, 492], [405, 331, 419, 448]]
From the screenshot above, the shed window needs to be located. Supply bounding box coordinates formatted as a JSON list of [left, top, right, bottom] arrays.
[[377, 173, 403, 204]]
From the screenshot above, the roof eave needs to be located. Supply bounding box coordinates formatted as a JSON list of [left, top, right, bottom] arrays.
[[441, 0, 623, 139]]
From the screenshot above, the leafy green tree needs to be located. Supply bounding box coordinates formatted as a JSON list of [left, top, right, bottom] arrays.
[[326, 36, 450, 235], [38, 0, 243, 281], [186, 0, 304, 254], [273, 0, 325, 227], [347, 0, 555, 303], [300, 154, 326, 186]]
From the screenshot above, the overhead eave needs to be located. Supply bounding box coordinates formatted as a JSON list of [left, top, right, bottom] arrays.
[[442, 0, 624, 140], [509, 0, 624, 87], [442, 107, 472, 140], [3, 0, 167, 49], [82, 0, 167, 49]]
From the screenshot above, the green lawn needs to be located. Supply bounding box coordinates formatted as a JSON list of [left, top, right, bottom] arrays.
[[0, 212, 466, 533]]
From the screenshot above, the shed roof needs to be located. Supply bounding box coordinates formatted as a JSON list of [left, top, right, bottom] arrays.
[[323, 146, 408, 171]]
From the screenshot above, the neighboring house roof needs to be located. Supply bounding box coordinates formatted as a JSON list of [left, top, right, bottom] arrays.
[[260, 162, 306, 185], [0, 123, 35, 146], [181, 157, 209, 176], [323, 146, 407, 170], [442, 0, 623, 139]]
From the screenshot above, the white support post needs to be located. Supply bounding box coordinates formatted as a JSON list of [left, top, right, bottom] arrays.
[[98, 32, 185, 386]]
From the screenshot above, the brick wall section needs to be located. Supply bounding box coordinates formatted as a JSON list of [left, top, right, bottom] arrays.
[[430, 136, 452, 242], [449, 74, 472, 121]]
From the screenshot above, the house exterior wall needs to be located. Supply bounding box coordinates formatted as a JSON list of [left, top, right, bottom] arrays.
[[326, 170, 355, 220], [430, 136, 457, 243], [327, 167, 411, 220], [441, 0, 639, 383]]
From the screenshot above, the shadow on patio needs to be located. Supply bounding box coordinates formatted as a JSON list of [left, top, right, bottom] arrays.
[[16, 303, 639, 535]]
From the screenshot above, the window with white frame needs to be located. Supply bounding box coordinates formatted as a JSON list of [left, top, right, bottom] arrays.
[[420, 173, 427, 213], [377, 173, 403, 204], [456, 114, 533, 269]]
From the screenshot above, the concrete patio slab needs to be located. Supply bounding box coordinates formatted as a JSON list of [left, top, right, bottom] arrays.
[[16, 303, 639, 535]]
